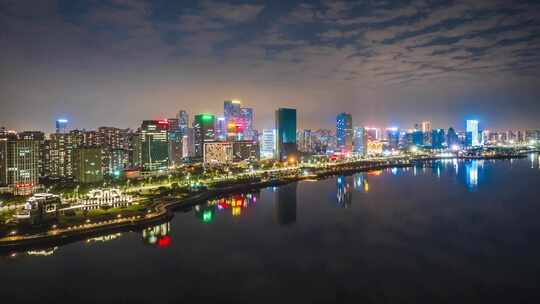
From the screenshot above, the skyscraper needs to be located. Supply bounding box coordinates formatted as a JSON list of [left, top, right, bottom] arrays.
[[56, 118, 68, 134], [353, 127, 367, 156], [386, 127, 400, 150], [336, 113, 353, 152], [224, 100, 242, 140], [466, 120, 480, 146], [275, 108, 297, 161], [215, 117, 227, 141], [421, 121, 432, 145], [240, 107, 254, 140], [261, 129, 276, 159], [447, 127, 459, 149], [177, 110, 189, 135], [193, 114, 215, 158], [139, 120, 169, 171], [431, 129, 445, 149]]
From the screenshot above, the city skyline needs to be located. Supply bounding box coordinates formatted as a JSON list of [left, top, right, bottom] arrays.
[[1, 0, 540, 132]]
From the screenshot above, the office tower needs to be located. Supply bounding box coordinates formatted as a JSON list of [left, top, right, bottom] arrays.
[[275, 182, 297, 225], [55, 118, 69, 134], [411, 130, 424, 146], [365, 127, 380, 141], [1, 137, 42, 194], [275, 108, 297, 161], [261, 129, 276, 159], [139, 120, 169, 171], [177, 110, 189, 135], [336, 113, 353, 152], [386, 127, 399, 150], [526, 130, 540, 142], [232, 140, 260, 162], [431, 129, 445, 149], [297, 129, 312, 153], [466, 120, 480, 146], [447, 127, 459, 149], [421, 121, 432, 145], [203, 142, 233, 164], [166, 118, 183, 167], [240, 107, 254, 140], [193, 114, 216, 159], [224, 100, 242, 139], [353, 127, 367, 156], [421, 121, 431, 133], [73, 147, 103, 184], [215, 117, 227, 141]]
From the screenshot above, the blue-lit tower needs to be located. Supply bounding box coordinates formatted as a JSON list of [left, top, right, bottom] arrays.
[[336, 113, 353, 152], [275, 108, 297, 161]]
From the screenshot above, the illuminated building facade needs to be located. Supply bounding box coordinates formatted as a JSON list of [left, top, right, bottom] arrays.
[[48, 131, 83, 178], [353, 127, 367, 156], [224, 100, 242, 140], [261, 129, 276, 159], [232, 140, 260, 162], [297, 129, 313, 153], [447, 127, 459, 148], [386, 128, 400, 150], [73, 146, 103, 184], [0, 137, 42, 194], [193, 114, 216, 159], [240, 107, 254, 140], [336, 113, 353, 152], [367, 140, 384, 155], [275, 108, 297, 161], [365, 127, 380, 141], [203, 141, 233, 164], [55, 118, 68, 134], [431, 129, 445, 149], [139, 120, 169, 171], [466, 120, 480, 146], [177, 110, 189, 135]]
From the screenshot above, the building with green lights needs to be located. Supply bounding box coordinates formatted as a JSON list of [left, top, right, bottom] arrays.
[[275, 108, 297, 161], [193, 114, 215, 159]]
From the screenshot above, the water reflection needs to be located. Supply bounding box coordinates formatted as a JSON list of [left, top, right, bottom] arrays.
[[354, 173, 369, 193], [274, 182, 297, 225], [336, 176, 352, 208], [465, 160, 480, 190], [142, 222, 171, 248]]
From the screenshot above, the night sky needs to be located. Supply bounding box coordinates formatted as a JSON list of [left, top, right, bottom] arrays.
[[1, 0, 539, 132]]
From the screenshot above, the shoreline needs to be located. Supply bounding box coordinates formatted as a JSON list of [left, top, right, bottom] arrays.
[[0, 154, 528, 252]]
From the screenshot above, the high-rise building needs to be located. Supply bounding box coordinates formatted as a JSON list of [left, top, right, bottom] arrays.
[[421, 121, 432, 145], [224, 100, 242, 140], [275, 108, 297, 161], [240, 107, 254, 140], [73, 147, 103, 184], [55, 118, 69, 134], [386, 127, 400, 150], [261, 129, 276, 159], [203, 142, 233, 164], [177, 110, 189, 135], [47, 130, 83, 178], [139, 120, 169, 171], [411, 130, 424, 146], [447, 127, 459, 149], [215, 117, 227, 141], [466, 120, 480, 146], [193, 114, 215, 159], [336, 113, 353, 152], [431, 129, 445, 149], [365, 127, 380, 141], [297, 129, 312, 153], [167, 118, 183, 167], [1, 137, 42, 194], [353, 127, 367, 156]]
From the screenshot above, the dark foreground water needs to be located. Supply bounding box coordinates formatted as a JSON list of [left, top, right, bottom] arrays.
[[2, 155, 540, 303]]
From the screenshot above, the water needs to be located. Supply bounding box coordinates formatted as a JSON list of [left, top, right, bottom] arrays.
[[2, 155, 540, 303]]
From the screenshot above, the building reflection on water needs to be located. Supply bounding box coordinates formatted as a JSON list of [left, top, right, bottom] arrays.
[[274, 182, 297, 225], [142, 222, 171, 248], [336, 176, 352, 208], [354, 173, 369, 193]]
